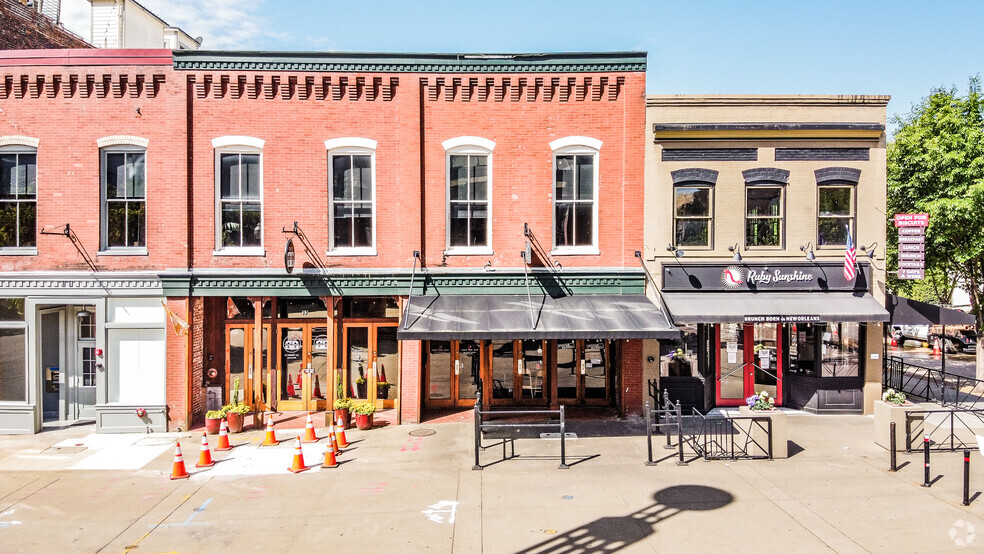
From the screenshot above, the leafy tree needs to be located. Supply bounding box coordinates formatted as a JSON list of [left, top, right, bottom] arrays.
[[887, 77, 984, 378]]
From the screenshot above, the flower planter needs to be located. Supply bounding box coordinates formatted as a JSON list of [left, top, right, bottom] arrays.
[[356, 382, 367, 399], [355, 413, 374, 430], [226, 412, 246, 433], [738, 405, 788, 458], [205, 416, 222, 435], [377, 386, 390, 400], [334, 408, 351, 429], [874, 400, 920, 452]]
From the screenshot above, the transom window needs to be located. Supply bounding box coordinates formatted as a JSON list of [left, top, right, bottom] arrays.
[[817, 185, 855, 246], [218, 152, 262, 248], [673, 184, 712, 247], [745, 186, 783, 247], [554, 153, 596, 249], [0, 149, 37, 249], [330, 153, 374, 249], [448, 154, 489, 248], [101, 149, 146, 249]]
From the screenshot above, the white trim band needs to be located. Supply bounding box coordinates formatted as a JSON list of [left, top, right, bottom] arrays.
[[442, 136, 496, 152], [97, 135, 149, 148], [324, 137, 377, 151], [550, 136, 602, 151], [0, 135, 40, 148], [211, 136, 265, 149]]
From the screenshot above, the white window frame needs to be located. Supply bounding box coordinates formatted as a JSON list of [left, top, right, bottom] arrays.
[[816, 184, 856, 248], [550, 137, 601, 255], [213, 137, 264, 256], [326, 138, 377, 256], [0, 298, 28, 404], [744, 184, 786, 249], [443, 136, 494, 255], [99, 145, 148, 254], [0, 144, 39, 255]]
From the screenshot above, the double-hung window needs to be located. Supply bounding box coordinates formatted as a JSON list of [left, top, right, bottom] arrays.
[[817, 185, 854, 246], [673, 184, 713, 247], [101, 148, 146, 250], [551, 137, 601, 253], [0, 147, 37, 251], [327, 138, 376, 254], [443, 137, 493, 253], [745, 186, 784, 247], [213, 137, 264, 253]]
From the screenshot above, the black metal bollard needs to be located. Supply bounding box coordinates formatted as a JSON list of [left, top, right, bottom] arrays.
[[558, 405, 569, 469], [963, 450, 971, 506], [889, 422, 897, 472], [472, 393, 482, 471], [645, 401, 655, 466], [922, 434, 931, 487]]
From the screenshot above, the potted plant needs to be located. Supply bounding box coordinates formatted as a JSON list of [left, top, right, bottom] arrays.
[[205, 408, 225, 435], [666, 349, 690, 377], [376, 381, 393, 400], [738, 390, 788, 458], [744, 390, 775, 411], [334, 397, 353, 429], [875, 388, 919, 452], [352, 401, 376, 430], [223, 402, 250, 433], [356, 365, 368, 398]]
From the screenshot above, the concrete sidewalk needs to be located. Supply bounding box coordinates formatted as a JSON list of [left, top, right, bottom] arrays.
[[0, 414, 981, 552]]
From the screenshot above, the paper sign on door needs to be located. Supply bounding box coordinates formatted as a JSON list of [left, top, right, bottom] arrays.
[[727, 352, 737, 364]]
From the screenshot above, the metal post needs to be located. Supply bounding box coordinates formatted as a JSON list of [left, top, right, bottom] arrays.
[[645, 401, 655, 466], [675, 401, 687, 466], [889, 422, 897, 472], [963, 450, 971, 506], [922, 434, 931, 487], [767, 417, 773, 460], [472, 392, 482, 471], [905, 415, 912, 454], [558, 405, 569, 469]]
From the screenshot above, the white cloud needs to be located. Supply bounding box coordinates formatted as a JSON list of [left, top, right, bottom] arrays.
[[135, 0, 285, 49], [60, 0, 92, 43]]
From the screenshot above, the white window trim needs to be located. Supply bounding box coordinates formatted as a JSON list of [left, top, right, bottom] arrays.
[[672, 184, 714, 250], [815, 184, 856, 249], [0, 145, 38, 254], [444, 139, 493, 254], [744, 184, 786, 250], [96, 135, 149, 149], [327, 140, 377, 255], [214, 139, 264, 254], [100, 145, 148, 252], [551, 140, 600, 255]]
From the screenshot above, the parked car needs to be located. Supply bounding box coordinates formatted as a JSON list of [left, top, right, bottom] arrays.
[[891, 325, 929, 347]]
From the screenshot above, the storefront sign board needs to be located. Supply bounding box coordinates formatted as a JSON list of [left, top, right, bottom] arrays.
[[744, 315, 821, 323], [894, 213, 929, 227], [898, 260, 925, 269], [897, 269, 925, 280], [898, 251, 925, 260], [898, 227, 926, 236], [897, 234, 925, 244]]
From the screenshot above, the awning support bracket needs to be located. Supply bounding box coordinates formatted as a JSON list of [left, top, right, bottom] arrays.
[[402, 250, 421, 330]]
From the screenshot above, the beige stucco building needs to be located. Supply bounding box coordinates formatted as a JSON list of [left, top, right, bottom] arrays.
[[643, 95, 890, 414]]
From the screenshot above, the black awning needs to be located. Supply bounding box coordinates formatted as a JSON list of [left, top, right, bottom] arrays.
[[886, 294, 975, 326], [397, 295, 680, 340], [662, 292, 890, 324]]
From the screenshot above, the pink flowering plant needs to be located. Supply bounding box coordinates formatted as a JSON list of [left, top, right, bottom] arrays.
[[745, 390, 775, 411]]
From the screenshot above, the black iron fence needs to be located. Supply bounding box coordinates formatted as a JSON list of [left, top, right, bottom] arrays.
[[644, 391, 685, 465], [904, 408, 984, 453], [884, 356, 984, 410], [472, 391, 568, 470]]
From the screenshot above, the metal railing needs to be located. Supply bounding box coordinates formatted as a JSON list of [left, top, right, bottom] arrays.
[[472, 391, 568, 470], [884, 355, 984, 409], [686, 408, 773, 461], [904, 408, 984, 453], [644, 390, 685, 465]]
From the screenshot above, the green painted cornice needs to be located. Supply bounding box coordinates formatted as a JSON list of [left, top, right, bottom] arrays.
[[172, 51, 646, 73], [158, 269, 646, 297]]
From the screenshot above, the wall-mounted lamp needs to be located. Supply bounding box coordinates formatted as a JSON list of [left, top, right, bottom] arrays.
[[860, 241, 878, 260], [554, 260, 563, 270], [483, 260, 492, 271], [728, 243, 742, 262], [666, 244, 684, 258], [799, 242, 816, 261], [76, 308, 93, 319]]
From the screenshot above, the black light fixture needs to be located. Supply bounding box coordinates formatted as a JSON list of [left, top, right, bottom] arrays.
[[76, 308, 93, 319], [799, 242, 816, 261], [860, 241, 878, 260], [666, 243, 684, 258], [728, 243, 742, 262]]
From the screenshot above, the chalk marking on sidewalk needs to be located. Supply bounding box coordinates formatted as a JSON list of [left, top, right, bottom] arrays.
[[422, 500, 458, 524], [0, 509, 22, 528], [156, 498, 213, 527]]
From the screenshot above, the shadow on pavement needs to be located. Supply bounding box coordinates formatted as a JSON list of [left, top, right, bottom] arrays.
[[515, 485, 734, 553]]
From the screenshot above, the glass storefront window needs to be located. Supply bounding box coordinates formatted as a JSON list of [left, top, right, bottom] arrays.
[[279, 297, 328, 319], [659, 324, 698, 377], [0, 298, 25, 321], [0, 327, 26, 401], [821, 322, 861, 377], [490, 340, 514, 399], [790, 323, 818, 376], [343, 297, 399, 319], [225, 297, 271, 320]]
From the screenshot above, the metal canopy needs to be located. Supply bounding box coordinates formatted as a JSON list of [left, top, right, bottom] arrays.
[[398, 294, 680, 340], [662, 292, 890, 324], [886, 294, 975, 326]]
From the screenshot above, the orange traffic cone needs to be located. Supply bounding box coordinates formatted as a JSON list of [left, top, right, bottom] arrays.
[[335, 415, 349, 449], [287, 377, 296, 398], [169, 442, 189, 480], [215, 420, 232, 451], [302, 412, 319, 443], [312, 376, 323, 399], [322, 436, 338, 468], [890, 337, 897, 347], [328, 421, 340, 456], [932, 338, 941, 357], [196, 432, 215, 468], [287, 437, 310, 473], [260, 413, 279, 447]]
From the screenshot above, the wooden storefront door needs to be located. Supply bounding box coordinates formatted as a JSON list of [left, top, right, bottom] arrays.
[[715, 323, 783, 407], [276, 323, 330, 412], [342, 322, 400, 410], [423, 340, 481, 409]]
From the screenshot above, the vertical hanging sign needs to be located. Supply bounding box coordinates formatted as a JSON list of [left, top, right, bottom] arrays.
[[894, 214, 927, 280]]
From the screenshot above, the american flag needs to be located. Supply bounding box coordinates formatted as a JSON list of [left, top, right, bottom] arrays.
[[843, 232, 857, 282]]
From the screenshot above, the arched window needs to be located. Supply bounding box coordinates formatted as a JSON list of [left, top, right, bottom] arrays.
[[444, 137, 494, 252], [326, 138, 377, 253], [551, 137, 601, 252], [213, 136, 264, 253]]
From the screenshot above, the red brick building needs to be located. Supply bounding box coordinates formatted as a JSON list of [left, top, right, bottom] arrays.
[[0, 49, 676, 434]]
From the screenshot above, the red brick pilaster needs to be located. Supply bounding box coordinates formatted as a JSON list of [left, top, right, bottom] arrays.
[[400, 340, 422, 424], [621, 339, 644, 417], [165, 297, 190, 431]]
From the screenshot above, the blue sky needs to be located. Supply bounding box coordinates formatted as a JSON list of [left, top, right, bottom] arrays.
[[62, 0, 984, 128]]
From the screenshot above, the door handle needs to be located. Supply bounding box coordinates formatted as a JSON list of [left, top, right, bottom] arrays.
[[517, 360, 524, 375], [580, 359, 586, 375], [454, 359, 460, 375]]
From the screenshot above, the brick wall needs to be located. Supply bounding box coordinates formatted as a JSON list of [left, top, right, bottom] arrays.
[[189, 296, 205, 427], [164, 296, 189, 430], [400, 340, 421, 424], [621, 339, 643, 417]]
